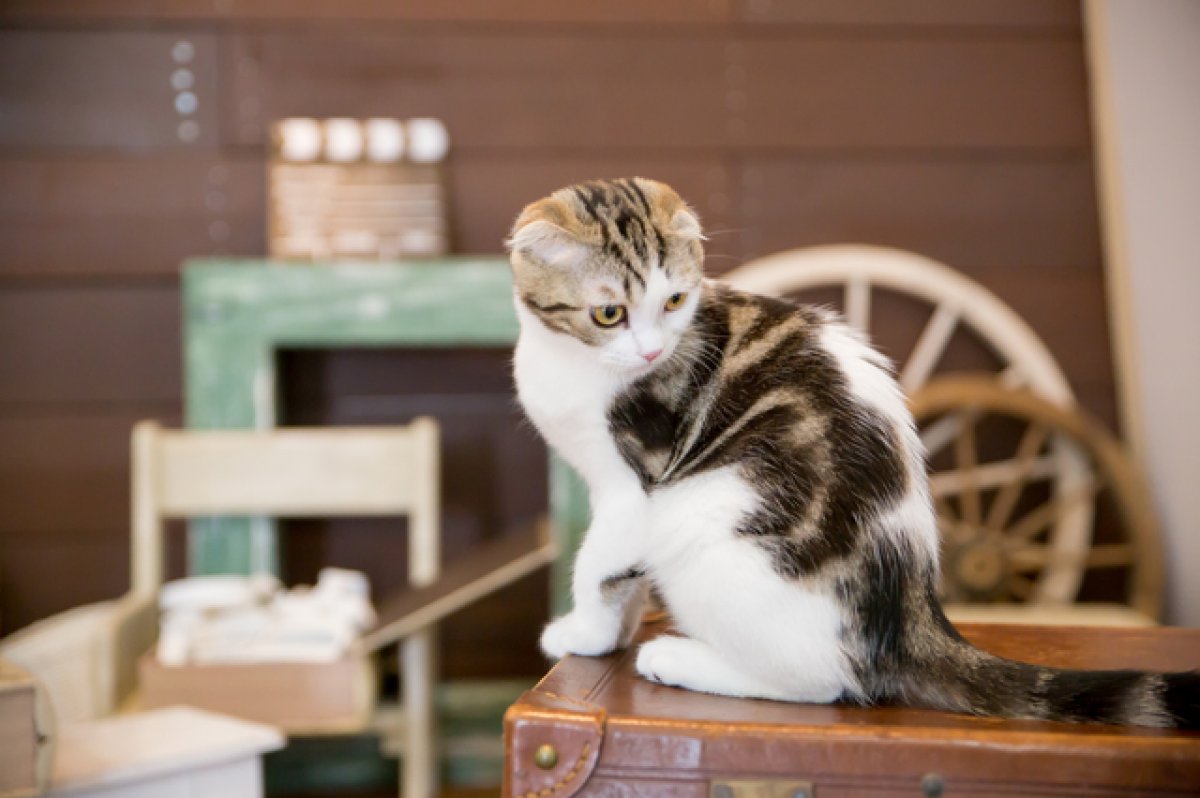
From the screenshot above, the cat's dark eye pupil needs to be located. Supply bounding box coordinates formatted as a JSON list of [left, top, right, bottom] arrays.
[[664, 292, 687, 311], [591, 304, 624, 327]]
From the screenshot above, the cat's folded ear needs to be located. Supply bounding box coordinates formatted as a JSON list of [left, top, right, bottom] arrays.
[[668, 207, 705, 242], [629, 177, 705, 243], [507, 220, 589, 269], [507, 200, 590, 269]]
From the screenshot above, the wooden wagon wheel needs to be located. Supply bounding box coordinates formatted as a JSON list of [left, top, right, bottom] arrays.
[[909, 376, 1162, 620], [722, 245, 1073, 401], [723, 245, 1095, 603]]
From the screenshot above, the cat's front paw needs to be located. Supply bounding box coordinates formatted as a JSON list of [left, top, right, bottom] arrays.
[[634, 635, 689, 686], [540, 612, 622, 660]]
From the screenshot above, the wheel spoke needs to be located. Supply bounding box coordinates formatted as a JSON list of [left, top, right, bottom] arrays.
[[985, 423, 1051, 532], [844, 276, 870, 333], [929, 453, 1057, 498], [921, 407, 982, 458], [954, 411, 983, 528], [921, 412, 963, 456], [1006, 477, 1103, 542], [899, 304, 959, 393], [1007, 543, 1136, 573], [999, 365, 1026, 389]]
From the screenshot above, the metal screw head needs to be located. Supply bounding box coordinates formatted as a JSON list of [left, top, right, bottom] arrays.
[[921, 772, 945, 797], [533, 744, 558, 770]]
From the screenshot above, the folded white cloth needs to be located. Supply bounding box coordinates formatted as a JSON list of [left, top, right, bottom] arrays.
[[159, 574, 280, 615], [156, 569, 375, 666]]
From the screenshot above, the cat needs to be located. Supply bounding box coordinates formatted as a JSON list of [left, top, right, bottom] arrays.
[[507, 176, 1199, 728]]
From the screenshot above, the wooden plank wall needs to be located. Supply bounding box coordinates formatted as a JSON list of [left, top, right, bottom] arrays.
[[0, 1, 1114, 674]]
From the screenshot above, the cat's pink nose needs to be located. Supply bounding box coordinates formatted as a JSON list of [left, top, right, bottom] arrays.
[[643, 349, 663, 363]]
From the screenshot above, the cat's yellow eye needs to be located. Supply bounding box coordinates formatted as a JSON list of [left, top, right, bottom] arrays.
[[590, 304, 626, 327], [664, 292, 688, 311]]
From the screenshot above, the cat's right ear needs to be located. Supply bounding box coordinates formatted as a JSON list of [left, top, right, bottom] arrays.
[[507, 218, 589, 270]]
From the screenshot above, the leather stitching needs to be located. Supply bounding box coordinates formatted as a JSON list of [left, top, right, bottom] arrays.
[[540, 689, 601, 712], [513, 689, 604, 797]]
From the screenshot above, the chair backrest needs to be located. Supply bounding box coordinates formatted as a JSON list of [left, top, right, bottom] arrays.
[[130, 420, 440, 596]]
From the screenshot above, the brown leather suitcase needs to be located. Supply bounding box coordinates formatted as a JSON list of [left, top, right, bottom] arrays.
[[505, 623, 1200, 797]]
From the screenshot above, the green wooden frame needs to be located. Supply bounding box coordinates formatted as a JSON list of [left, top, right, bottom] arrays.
[[182, 258, 585, 613]]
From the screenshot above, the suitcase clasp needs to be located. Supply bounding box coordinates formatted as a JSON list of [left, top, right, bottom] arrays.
[[710, 779, 814, 798]]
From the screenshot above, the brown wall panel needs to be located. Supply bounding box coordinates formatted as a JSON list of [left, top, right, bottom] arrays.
[[438, 572, 547, 679], [0, 286, 181, 404], [0, 158, 264, 278], [1, 0, 732, 25], [228, 32, 728, 150], [736, 38, 1090, 149], [0, 408, 178, 538], [1073, 384, 1119, 434], [736, 0, 1080, 28], [0, 217, 257, 280], [0, 536, 129, 634], [218, 29, 1091, 154], [979, 272, 1117, 396], [229, 32, 1089, 154], [735, 157, 1101, 270], [0, 31, 219, 153], [0, 1, 1079, 30]]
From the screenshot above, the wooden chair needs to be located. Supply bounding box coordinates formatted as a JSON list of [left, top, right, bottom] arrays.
[[134, 419, 445, 797], [2, 418, 557, 797]]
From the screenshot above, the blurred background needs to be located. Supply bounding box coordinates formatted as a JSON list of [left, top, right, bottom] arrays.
[[0, 1, 1197, 797]]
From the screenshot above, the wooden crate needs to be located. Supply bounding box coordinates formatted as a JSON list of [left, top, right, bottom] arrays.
[[138, 653, 375, 735], [268, 118, 450, 261]]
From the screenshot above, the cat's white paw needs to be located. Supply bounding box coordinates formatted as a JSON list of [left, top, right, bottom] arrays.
[[635, 636, 690, 686], [540, 612, 622, 660]]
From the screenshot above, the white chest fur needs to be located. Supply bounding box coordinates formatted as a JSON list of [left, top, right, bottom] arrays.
[[513, 305, 637, 493]]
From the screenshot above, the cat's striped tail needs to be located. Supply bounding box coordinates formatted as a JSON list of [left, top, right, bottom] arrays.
[[907, 614, 1200, 729]]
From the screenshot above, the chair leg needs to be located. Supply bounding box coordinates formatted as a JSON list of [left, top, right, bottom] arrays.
[[402, 629, 438, 798]]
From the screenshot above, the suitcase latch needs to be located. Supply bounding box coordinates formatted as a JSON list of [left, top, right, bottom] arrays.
[[710, 780, 814, 798]]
